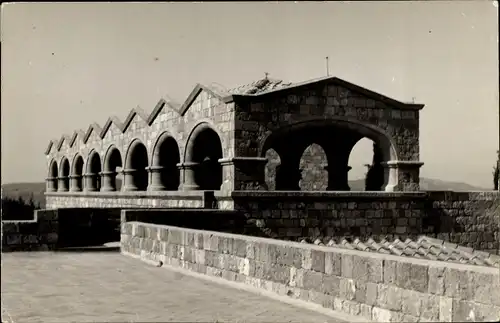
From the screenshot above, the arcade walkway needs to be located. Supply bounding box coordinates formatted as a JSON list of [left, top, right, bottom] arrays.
[[1, 249, 350, 323]]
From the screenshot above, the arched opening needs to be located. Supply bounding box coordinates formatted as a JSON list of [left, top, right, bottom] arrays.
[[299, 143, 328, 191], [70, 155, 84, 191], [47, 160, 59, 192], [102, 146, 123, 191], [264, 148, 281, 191], [58, 157, 70, 192], [124, 140, 148, 191], [347, 137, 384, 191], [151, 133, 180, 191], [86, 151, 102, 192], [260, 118, 396, 191], [185, 124, 223, 190]]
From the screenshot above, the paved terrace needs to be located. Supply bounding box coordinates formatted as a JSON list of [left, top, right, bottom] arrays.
[[1, 249, 357, 323]]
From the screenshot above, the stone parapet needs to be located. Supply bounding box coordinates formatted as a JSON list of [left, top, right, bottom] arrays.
[[121, 222, 500, 322]]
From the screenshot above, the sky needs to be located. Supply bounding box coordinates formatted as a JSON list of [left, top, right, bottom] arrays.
[[1, 1, 499, 188]]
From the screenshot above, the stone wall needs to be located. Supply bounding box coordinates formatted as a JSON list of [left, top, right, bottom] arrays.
[[226, 191, 500, 254], [45, 190, 500, 254], [45, 191, 213, 210], [2, 209, 58, 252], [121, 222, 500, 322]]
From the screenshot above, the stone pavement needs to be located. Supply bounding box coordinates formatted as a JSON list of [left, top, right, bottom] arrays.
[[1, 250, 347, 323]]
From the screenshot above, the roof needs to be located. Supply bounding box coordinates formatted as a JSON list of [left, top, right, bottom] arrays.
[[227, 78, 293, 95], [301, 235, 500, 267]]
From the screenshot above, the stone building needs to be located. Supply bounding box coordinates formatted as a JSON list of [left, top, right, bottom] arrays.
[[44, 75, 425, 202]]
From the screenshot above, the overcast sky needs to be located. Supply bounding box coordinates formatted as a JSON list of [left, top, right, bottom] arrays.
[[1, 2, 498, 188]]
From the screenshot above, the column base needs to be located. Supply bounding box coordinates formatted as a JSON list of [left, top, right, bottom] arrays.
[[178, 183, 200, 191], [100, 186, 117, 192]]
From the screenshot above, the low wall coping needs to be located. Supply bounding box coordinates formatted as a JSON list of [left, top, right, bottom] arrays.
[[125, 220, 499, 275], [45, 190, 208, 198], [229, 190, 428, 199]]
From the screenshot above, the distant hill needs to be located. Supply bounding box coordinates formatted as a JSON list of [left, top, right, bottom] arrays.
[[1, 178, 491, 209]]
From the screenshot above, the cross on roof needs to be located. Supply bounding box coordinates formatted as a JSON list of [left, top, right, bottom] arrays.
[[264, 72, 269, 79]]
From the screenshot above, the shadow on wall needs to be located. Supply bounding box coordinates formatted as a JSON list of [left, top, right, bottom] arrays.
[[1, 196, 40, 220]]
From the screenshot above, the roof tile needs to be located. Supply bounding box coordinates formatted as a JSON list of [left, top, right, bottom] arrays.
[[300, 235, 499, 267]]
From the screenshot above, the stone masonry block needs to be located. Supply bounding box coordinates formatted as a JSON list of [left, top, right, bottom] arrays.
[[420, 294, 440, 322], [443, 268, 473, 300], [311, 250, 325, 273], [158, 227, 169, 242], [203, 234, 219, 252], [428, 266, 445, 295], [232, 238, 247, 258], [274, 245, 301, 268], [168, 230, 182, 245], [376, 284, 403, 312], [401, 289, 423, 317], [439, 296, 453, 322], [452, 299, 500, 322], [301, 249, 313, 270], [302, 269, 324, 292], [325, 251, 342, 276], [389, 261, 428, 293], [193, 232, 204, 249], [341, 254, 383, 283], [339, 277, 357, 301], [469, 272, 500, 306], [321, 274, 341, 297]]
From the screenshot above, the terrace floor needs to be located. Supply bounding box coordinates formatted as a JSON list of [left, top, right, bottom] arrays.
[[1, 247, 347, 323]]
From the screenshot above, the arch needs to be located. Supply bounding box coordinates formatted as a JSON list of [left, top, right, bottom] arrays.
[[103, 145, 123, 172], [71, 154, 85, 176], [259, 117, 399, 162], [150, 132, 181, 190], [47, 159, 59, 191], [124, 139, 149, 191], [48, 159, 58, 178], [58, 157, 70, 192], [71, 154, 85, 191], [183, 121, 224, 162], [184, 122, 223, 190], [103, 145, 123, 191], [86, 150, 102, 191]]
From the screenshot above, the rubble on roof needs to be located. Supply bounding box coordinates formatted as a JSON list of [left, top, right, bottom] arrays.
[[228, 78, 293, 95]]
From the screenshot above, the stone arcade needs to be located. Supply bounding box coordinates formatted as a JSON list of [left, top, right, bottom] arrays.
[[45, 76, 424, 199]]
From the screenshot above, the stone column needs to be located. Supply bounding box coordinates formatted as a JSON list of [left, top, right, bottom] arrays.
[[69, 175, 83, 192], [46, 177, 57, 192], [57, 176, 69, 192], [177, 162, 200, 191], [218, 157, 268, 193], [122, 168, 139, 191], [324, 165, 352, 191], [100, 171, 117, 192], [83, 173, 99, 192], [146, 166, 166, 191], [381, 161, 424, 192]]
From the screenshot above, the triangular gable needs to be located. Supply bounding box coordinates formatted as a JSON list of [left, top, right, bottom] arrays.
[[230, 76, 424, 110], [146, 99, 181, 125], [83, 123, 103, 144], [56, 134, 72, 151], [121, 106, 150, 133], [178, 83, 233, 116], [99, 116, 125, 139]]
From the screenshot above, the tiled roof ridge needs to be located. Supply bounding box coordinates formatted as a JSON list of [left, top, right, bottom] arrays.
[[299, 235, 500, 268]]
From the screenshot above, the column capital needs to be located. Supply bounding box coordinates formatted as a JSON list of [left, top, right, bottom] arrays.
[[68, 174, 83, 179], [83, 173, 98, 177], [121, 168, 138, 175], [176, 162, 200, 169], [381, 161, 424, 169], [218, 157, 268, 166], [145, 165, 164, 172], [99, 171, 117, 176]]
